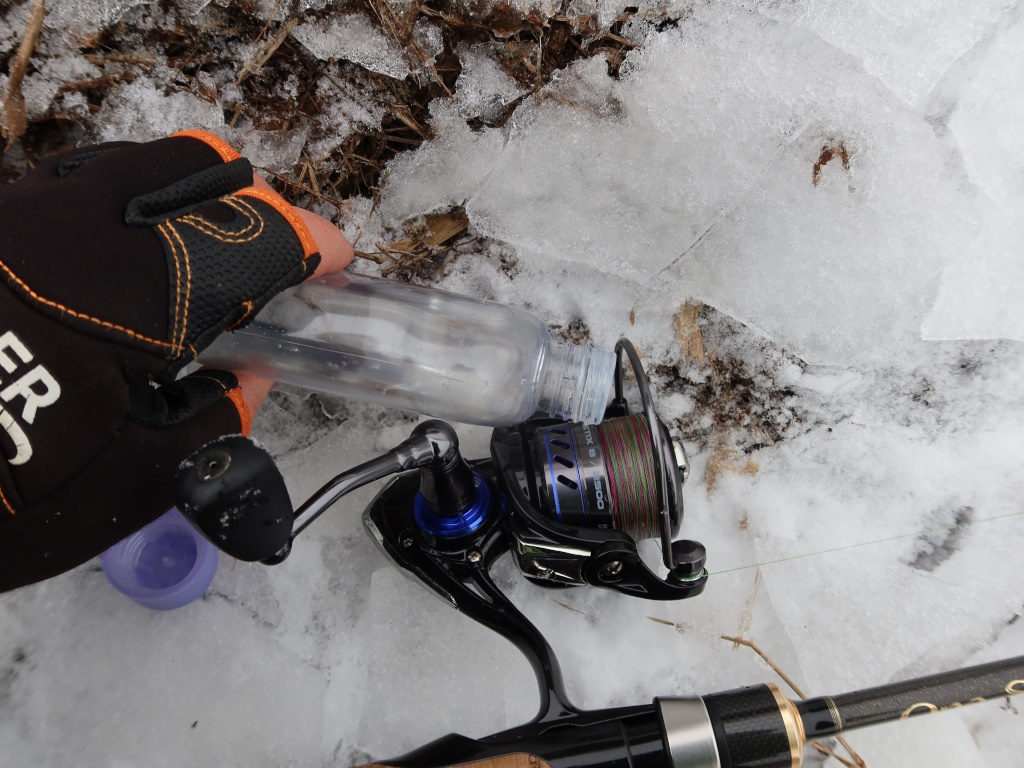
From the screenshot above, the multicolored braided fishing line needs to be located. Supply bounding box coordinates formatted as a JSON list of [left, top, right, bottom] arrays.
[[595, 414, 660, 541]]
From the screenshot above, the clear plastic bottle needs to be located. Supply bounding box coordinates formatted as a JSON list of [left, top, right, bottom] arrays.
[[199, 273, 616, 426]]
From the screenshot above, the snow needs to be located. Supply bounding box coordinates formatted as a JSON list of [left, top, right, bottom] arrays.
[[292, 14, 412, 81], [94, 73, 224, 143], [924, 4, 1024, 341], [754, 0, 1013, 111], [45, 1, 153, 36], [382, 7, 984, 365], [453, 43, 528, 122], [1, 0, 1023, 765], [456, 13, 977, 365], [224, 123, 310, 175]]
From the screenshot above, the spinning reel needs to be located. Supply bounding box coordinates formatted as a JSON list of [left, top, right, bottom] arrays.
[[173, 340, 1024, 768], [176, 338, 707, 720]]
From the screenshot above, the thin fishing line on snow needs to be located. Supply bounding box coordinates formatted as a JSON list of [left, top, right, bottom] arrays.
[[707, 510, 1024, 576]]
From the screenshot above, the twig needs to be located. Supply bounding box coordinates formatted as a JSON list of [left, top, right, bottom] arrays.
[[551, 599, 585, 615], [2, 0, 47, 149], [721, 635, 807, 697], [604, 33, 635, 48], [236, 18, 299, 84], [832, 736, 866, 766], [535, 28, 544, 93], [353, 250, 385, 264], [811, 741, 858, 768], [721, 635, 868, 768], [256, 166, 350, 214], [254, 0, 286, 45]]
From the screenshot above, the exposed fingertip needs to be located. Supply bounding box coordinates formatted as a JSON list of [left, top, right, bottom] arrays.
[[294, 207, 355, 275], [252, 173, 275, 192], [234, 372, 275, 419], [250, 172, 352, 275]]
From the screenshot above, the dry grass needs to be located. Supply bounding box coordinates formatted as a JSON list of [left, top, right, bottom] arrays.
[[705, 437, 760, 493], [550, 599, 585, 615], [364, 207, 475, 281], [235, 17, 298, 84], [0, 0, 691, 225]]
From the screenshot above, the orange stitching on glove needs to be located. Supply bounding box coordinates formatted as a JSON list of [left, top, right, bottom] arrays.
[[165, 222, 192, 354], [0, 257, 181, 353], [180, 197, 264, 243], [235, 187, 318, 259], [170, 130, 242, 163], [158, 222, 184, 352], [189, 374, 251, 434], [0, 482, 14, 516], [225, 387, 253, 436], [189, 373, 228, 392], [228, 301, 254, 331]]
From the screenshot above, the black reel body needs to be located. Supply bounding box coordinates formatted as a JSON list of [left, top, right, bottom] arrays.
[[175, 338, 707, 722]]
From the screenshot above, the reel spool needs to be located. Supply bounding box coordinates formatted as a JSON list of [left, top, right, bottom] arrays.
[[532, 414, 683, 542], [489, 339, 706, 594]]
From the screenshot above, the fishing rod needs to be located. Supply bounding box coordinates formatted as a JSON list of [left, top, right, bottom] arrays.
[[361, 654, 1024, 768], [173, 338, 1022, 767]]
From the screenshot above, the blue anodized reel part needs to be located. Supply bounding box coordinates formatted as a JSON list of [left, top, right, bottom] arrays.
[[413, 473, 492, 538]]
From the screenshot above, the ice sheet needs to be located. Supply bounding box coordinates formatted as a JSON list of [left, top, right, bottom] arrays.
[[292, 14, 410, 81]]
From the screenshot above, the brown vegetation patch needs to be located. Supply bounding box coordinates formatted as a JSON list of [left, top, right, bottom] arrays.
[[812, 140, 850, 186], [359, 207, 477, 281]]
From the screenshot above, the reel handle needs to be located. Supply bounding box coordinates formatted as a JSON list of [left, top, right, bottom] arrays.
[[174, 421, 473, 564], [174, 436, 295, 563]]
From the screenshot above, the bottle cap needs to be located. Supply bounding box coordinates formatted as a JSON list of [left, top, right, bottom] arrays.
[[576, 345, 616, 425], [102, 507, 218, 610]]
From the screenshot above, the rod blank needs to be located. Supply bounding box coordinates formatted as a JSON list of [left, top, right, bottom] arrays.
[[797, 655, 1024, 739]]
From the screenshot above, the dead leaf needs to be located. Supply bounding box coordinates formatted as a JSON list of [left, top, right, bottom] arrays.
[[388, 209, 469, 251]]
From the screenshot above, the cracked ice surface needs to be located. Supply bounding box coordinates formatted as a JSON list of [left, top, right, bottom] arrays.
[[385, 7, 981, 365], [924, 4, 1024, 341]]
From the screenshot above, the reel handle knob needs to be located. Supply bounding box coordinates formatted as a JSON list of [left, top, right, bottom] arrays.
[[668, 539, 706, 583], [173, 436, 294, 563]]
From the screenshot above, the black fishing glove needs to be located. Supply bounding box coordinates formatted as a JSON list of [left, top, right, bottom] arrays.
[[0, 130, 322, 592]]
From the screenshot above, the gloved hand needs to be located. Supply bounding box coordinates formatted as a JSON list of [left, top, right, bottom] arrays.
[[0, 130, 352, 592]]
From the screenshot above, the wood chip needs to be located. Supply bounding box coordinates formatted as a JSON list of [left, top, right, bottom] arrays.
[[675, 300, 705, 364]]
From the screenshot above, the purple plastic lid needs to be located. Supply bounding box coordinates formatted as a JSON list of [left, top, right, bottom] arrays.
[[102, 507, 218, 610]]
